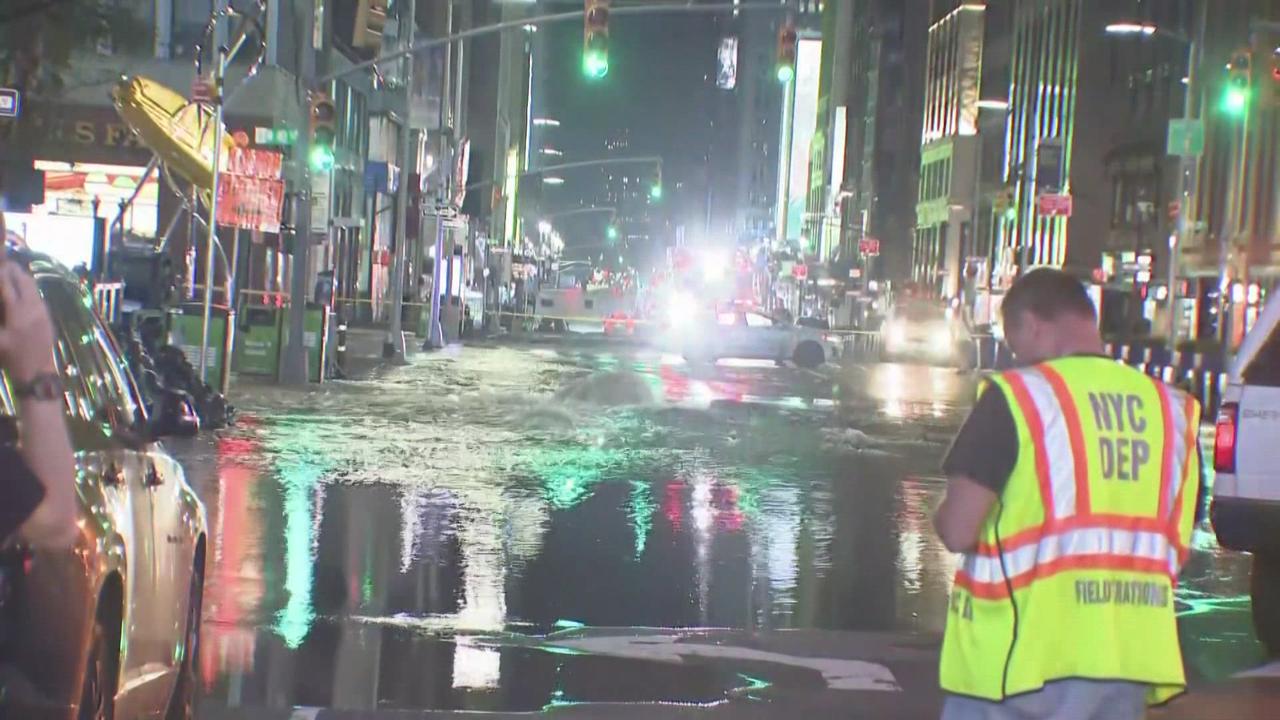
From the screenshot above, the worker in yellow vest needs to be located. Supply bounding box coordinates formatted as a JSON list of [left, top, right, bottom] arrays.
[[934, 268, 1200, 719]]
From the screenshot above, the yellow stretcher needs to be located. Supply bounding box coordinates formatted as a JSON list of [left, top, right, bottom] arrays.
[[111, 75, 235, 192]]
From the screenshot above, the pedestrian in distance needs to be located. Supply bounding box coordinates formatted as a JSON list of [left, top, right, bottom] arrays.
[[0, 213, 78, 548], [933, 268, 1200, 720]]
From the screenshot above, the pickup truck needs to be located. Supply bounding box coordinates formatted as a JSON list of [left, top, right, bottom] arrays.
[[1212, 296, 1280, 656]]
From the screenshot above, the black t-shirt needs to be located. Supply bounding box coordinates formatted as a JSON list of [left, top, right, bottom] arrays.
[[0, 446, 45, 543], [943, 385, 1019, 494]]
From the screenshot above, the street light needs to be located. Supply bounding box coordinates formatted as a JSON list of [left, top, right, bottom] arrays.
[[538, 220, 553, 235], [1105, 21, 1159, 37], [543, 176, 566, 185]]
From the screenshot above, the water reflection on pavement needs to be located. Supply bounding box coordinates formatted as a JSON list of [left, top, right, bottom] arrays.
[[174, 345, 1259, 715]]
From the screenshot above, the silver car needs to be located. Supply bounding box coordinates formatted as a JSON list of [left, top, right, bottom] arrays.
[[0, 249, 207, 720]]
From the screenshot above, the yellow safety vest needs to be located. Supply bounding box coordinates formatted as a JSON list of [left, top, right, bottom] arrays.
[[940, 356, 1201, 705]]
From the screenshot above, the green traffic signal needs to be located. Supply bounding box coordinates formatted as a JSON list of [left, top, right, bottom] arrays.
[[584, 50, 609, 79], [776, 65, 794, 83], [1222, 85, 1250, 115], [606, 225, 619, 240], [649, 184, 662, 200], [309, 144, 335, 171]]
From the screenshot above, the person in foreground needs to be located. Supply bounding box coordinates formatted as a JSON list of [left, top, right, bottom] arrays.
[[0, 213, 78, 548], [934, 268, 1200, 720]]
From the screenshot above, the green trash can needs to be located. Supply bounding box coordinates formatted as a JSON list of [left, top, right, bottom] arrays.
[[168, 303, 236, 394], [234, 305, 284, 379]]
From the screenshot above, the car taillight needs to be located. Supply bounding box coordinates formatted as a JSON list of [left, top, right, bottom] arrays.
[[1214, 402, 1239, 473]]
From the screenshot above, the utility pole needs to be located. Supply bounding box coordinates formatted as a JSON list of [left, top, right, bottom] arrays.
[[280, 0, 318, 386], [384, 0, 415, 362], [1167, 0, 1207, 350]]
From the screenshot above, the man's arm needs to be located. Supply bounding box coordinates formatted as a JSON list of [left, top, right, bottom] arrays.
[[0, 259, 79, 548], [934, 476, 999, 553], [935, 384, 1018, 553]]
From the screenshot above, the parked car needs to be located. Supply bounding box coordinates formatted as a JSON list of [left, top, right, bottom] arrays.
[[676, 305, 840, 369], [0, 248, 206, 719], [1211, 293, 1280, 656], [879, 300, 972, 367]]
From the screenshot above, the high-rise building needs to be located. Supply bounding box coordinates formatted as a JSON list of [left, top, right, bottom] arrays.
[[913, 3, 987, 298]]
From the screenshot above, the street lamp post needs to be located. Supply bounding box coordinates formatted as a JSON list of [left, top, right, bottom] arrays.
[[1105, 5, 1204, 350]]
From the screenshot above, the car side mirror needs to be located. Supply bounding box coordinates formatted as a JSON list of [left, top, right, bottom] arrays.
[[151, 390, 200, 439]]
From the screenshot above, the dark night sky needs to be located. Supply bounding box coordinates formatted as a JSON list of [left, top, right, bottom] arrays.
[[534, 9, 725, 262]]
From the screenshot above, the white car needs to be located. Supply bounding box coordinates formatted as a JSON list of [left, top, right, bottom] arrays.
[[879, 300, 971, 366], [1212, 294, 1280, 657], [674, 306, 840, 368]]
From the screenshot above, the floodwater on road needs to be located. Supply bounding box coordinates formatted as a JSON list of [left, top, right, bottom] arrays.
[[175, 343, 1261, 715]]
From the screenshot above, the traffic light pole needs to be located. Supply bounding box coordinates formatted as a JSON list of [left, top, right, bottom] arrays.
[[280, 0, 317, 386], [313, 3, 796, 86], [384, 0, 415, 363], [1167, 0, 1206, 350]]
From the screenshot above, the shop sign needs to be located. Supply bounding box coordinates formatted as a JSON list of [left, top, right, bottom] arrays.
[[1036, 193, 1073, 217], [859, 237, 881, 256], [216, 148, 285, 233]]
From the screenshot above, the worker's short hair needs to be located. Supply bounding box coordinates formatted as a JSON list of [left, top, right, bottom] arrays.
[[1001, 267, 1096, 329]]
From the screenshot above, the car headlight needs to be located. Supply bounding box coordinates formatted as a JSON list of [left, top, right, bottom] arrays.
[[668, 291, 696, 329], [885, 322, 906, 346], [931, 325, 953, 353]]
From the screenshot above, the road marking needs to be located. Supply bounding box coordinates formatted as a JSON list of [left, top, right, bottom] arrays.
[[551, 634, 902, 692]]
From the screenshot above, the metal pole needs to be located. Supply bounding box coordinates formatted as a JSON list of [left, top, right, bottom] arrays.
[[229, 226, 243, 306], [385, 0, 414, 363], [428, 211, 446, 348], [280, 1, 317, 386], [198, 44, 227, 383], [1167, 3, 1205, 349]]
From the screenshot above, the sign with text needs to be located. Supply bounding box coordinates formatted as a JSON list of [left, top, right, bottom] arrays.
[[0, 88, 20, 118], [1036, 193, 1073, 217], [859, 237, 881, 256], [216, 148, 284, 233], [1166, 118, 1205, 158]]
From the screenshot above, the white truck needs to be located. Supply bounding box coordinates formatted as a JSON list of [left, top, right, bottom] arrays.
[[1212, 295, 1280, 656]]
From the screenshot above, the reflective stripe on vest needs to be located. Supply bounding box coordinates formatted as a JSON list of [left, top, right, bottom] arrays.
[[959, 364, 1194, 598]]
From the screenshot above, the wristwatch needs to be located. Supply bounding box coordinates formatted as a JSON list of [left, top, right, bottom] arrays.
[[12, 372, 63, 402]]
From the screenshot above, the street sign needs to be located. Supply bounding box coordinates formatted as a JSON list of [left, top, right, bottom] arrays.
[[1036, 139, 1065, 191], [191, 76, 215, 103], [1036, 193, 1073, 217], [0, 88, 20, 118], [859, 237, 881, 256], [1166, 118, 1205, 157]]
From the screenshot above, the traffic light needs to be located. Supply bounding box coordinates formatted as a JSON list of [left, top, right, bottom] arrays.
[[1261, 42, 1280, 107], [606, 225, 619, 241], [309, 92, 336, 171], [649, 166, 663, 200], [583, 0, 610, 79], [776, 23, 797, 83], [1223, 46, 1252, 116], [352, 0, 389, 51]]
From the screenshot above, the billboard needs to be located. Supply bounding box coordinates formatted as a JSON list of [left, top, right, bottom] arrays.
[[786, 37, 822, 242], [717, 37, 738, 90]]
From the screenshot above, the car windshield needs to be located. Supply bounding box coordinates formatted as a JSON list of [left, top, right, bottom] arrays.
[[896, 302, 946, 323]]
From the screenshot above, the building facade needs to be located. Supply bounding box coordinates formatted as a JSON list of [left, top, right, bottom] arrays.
[[913, 3, 986, 299]]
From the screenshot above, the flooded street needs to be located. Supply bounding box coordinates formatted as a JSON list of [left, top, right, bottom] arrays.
[[175, 343, 1262, 717]]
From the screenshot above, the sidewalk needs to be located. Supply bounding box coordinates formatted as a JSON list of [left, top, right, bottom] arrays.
[[193, 628, 1280, 719]]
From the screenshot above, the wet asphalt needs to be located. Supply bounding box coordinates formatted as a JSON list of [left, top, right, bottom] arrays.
[[167, 339, 1267, 718]]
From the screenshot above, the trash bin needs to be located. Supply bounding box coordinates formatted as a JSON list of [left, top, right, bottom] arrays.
[[168, 303, 236, 394], [234, 305, 284, 378]]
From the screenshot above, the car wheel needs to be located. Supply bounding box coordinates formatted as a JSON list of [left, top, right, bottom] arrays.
[[793, 341, 824, 369], [1252, 553, 1280, 657], [166, 567, 204, 720], [80, 619, 117, 720]]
